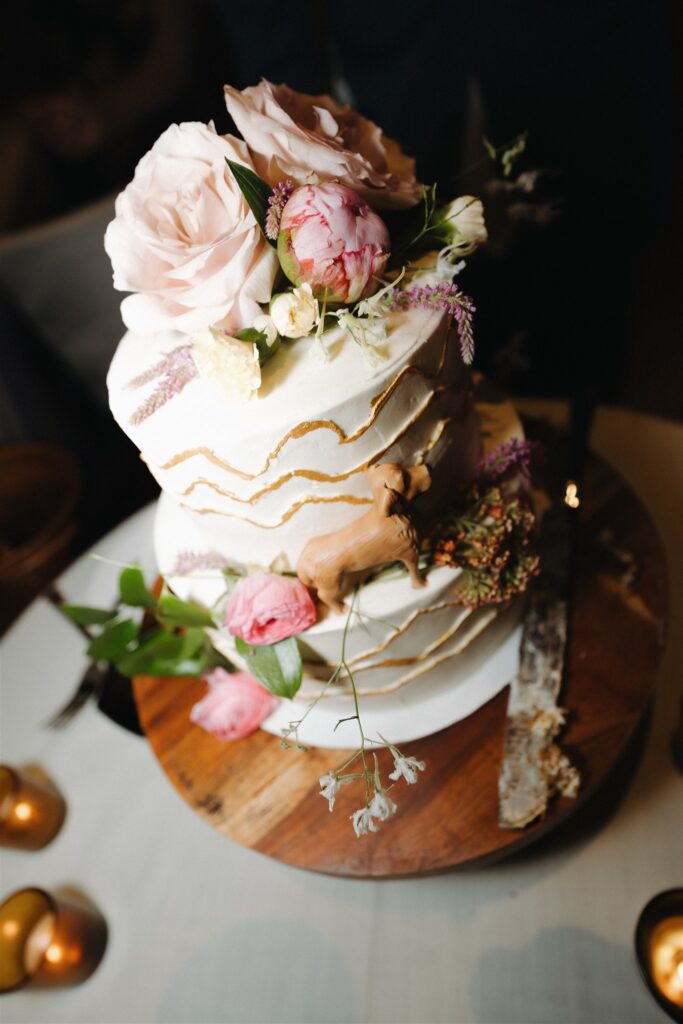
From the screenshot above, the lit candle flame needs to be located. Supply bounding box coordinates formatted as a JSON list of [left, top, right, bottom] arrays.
[[13, 802, 32, 822], [564, 481, 580, 509], [45, 943, 64, 964]]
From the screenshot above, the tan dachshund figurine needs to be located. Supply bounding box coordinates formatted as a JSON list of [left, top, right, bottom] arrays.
[[296, 462, 432, 613]]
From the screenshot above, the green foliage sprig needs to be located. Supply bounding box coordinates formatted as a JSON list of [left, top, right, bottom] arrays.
[[62, 566, 303, 697]]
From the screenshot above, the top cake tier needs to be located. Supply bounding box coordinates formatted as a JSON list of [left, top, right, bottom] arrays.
[[107, 308, 480, 568]]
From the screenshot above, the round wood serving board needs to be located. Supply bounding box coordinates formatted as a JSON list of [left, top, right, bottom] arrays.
[[133, 453, 668, 877]]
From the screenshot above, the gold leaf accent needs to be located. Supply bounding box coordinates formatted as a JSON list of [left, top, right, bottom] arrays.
[[179, 415, 454, 504], [183, 492, 372, 527], [300, 607, 499, 699], [345, 597, 469, 668], [159, 328, 454, 480]]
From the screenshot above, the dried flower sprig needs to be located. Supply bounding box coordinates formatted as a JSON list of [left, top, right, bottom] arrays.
[[388, 282, 476, 364], [281, 590, 427, 836], [265, 179, 295, 239], [429, 483, 539, 608]]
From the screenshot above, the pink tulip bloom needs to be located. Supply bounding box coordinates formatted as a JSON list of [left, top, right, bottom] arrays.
[[277, 183, 390, 303], [190, 669, 278, 740], [224, 571, 317, 646]]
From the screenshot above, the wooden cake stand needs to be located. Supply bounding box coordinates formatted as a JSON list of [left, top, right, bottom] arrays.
[[134, 453, 668, 877]]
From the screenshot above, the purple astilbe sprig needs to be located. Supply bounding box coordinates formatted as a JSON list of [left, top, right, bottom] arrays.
[[476, 438, 540, 488], [171, 550, 235, 575], [265, 179, 295, 239], [126, 345, 198, 425], [389, 282, 476, 364]]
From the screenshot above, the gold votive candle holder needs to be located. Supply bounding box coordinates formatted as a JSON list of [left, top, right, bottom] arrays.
[[636, 889, 683, 1022], [0, 765, 66, 851], [0, 887, 107, 993]]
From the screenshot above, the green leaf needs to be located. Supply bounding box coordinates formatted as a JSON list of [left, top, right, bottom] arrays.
[[118, 567, 156, 608], [482, 136, 497, 161], [116, 629, 207, 678], [235, 327, 281, 366], [501, 133, 527, 178], [87, 619, 138, 661], [234, 635, 302, 699], [61, 604, 118, 626], [226, 159, 274, 245], [156, 594, 215, 629]]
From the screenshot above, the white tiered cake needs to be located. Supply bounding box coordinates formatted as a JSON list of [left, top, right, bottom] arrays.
[[103, 78, 532, 754], [107, 308, 523, 745]]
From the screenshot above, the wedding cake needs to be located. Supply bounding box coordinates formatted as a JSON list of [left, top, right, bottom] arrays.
[[103, 81, 537, 789]]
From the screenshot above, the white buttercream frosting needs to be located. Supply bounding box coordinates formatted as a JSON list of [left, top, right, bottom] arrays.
[[107, 308, 480, 568]]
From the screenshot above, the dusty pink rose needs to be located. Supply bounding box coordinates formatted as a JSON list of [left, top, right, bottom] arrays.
[[278, 183, 390, 303], [224, 80, 422, 210], [104, 121, 278, 336], [225, 571, 316, 646], [190, 668, 278, 740]]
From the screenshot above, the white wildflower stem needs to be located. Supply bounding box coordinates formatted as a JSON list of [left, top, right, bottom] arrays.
[[281, 583, 358, 749]]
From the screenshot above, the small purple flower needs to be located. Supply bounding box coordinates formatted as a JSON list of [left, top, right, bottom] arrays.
[[476, 438, 539, 487], [389, 282, 476, 364], [265, 179, 295, 240], [126, 345, 198, 424]]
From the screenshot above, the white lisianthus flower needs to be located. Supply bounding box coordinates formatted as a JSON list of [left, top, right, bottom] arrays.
[[270, 284, 319, 338], [438, 195, 487, 249], [252, 313, 279, 348], [350, 806, 379, 837], [191, 328, 261, 402], [335, 309, 387, 365], [319, 772, 340, 812], [407, 249, 466, 288], [368, 789, 397, 821], [389, 755, 426, 785]]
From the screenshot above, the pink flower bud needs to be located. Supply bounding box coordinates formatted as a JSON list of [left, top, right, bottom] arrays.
[[224, 570, 317, 646], [277, 183, 390, 304]]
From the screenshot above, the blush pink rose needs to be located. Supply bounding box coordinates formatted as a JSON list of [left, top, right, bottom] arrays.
[[278, 183, 390, 303], [104, 121, 278, 336], [190, 668, 278, 740], [225, 571, 317, 645], [224, 80, 422, 211]]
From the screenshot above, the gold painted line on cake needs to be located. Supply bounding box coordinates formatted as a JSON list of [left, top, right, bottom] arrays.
[[159, 329, 456, 480], [351, 613, 474, 670], [178, 415, 455, 504], [309, 606, 473, 679], [182, 492, 372, 527], [299, 608, 499, 700], [343, 595, 469, 668]]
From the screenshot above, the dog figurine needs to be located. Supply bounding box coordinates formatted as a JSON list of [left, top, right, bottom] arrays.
[[296, 462, 431, 613]]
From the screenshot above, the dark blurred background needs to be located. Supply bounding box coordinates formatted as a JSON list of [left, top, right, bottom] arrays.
[[0, 0, 679, 626]]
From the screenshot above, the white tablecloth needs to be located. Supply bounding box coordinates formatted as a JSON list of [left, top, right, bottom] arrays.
[[1, 405, 682, 1024]]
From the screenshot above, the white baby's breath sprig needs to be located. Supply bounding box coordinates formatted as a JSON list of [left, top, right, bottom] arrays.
[[389, 754, 427, 785], [319, 772, 341, 811], [280, 587, 427, 837], [406, 244, 466, 288], [334, 309, 387, 366], [355, 267, 406, 319], [350, 806, 379, 837], [368, 788, 397, 821]]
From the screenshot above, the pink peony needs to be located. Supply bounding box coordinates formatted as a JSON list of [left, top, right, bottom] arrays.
[[104, 122, 278, 336], [278, 183, 390, 303], [225, 571, 317, 646], [190, 668, 278, 740], [224, 80, 422, 210]]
